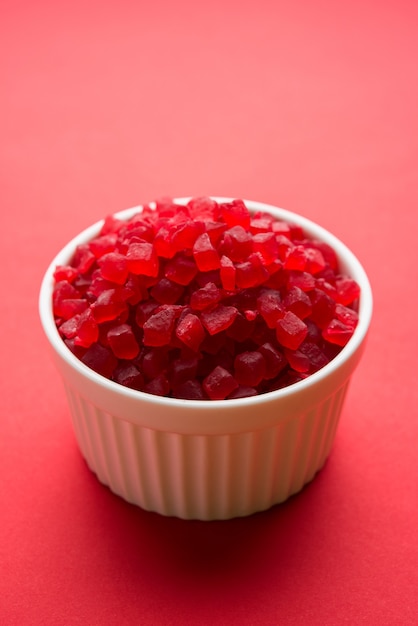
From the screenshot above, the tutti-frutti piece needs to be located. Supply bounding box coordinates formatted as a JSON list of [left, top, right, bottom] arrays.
[[52, 197, 360, 400]]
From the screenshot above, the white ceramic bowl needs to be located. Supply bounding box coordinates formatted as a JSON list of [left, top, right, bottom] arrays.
[[39, 199, 372, 520]]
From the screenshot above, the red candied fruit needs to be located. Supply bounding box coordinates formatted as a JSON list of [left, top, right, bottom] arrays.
[[252, 232, 279, 265], [235, 254, 270, 288], [193, 232, 220, 271], [91, 289, 127, 323], [151, 278, 184, 304], [127, 242, 159, 277], [98, 252, 129, 285], [169, 356, 198, 388], [257, 289, 283, 328], [283, 286, 312, 320], [165, 254, 198, 285], [322, 319, 354, 346], [220, 226, 253, 262], [175, 313, 206, 351], [190, 282, 221, 311], [89, 233, 118, 258], [220, 255, 236, 291], [74, 309, 99, 347], [52, 196, 361, 398], [200, 305, 238, 335], [218, 199, 251, 229], [107, 323, 140, 359], [203, 366, 238, 400], [53, 266, 78, 283], [234, 351, 266, 387], [335, 277, 360, 305], [275, 311, 308, 350], [145, 374, 170, 397], [81, 343, 117, 378], [140, 347, 169, 379], [56, 298, 89, 321], [258, 342, 287, 379], [170, 219, 205, 253], [143, 308, 177, 346], [113, 363, 144, 390], [172, 379, 206, 400]]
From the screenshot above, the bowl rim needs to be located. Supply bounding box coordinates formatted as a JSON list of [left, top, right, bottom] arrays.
[[39, 197, 373, 412]]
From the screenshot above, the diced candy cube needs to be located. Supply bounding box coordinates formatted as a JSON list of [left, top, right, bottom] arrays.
[[175, 313, 206, 352], [335, 303, 359, 328], [228, 386, 258, 399], [172, 379, 206, 400], [217, 199, 250, 229], [287, 271, 316, 291], [309, 288, 336, 329], [275, 311, 308, 350], [113, 363, 144, 390], [203, 366, 239, 400], [144, 374, 170, 397], [91, 289, 128, 323], [169, 356, 198, 387], [283, 286, 312, 320], [74, 309, 99, 347], [56, 298, 89, 321], [89, 233, 118, 258], [220, 255, 236, 291], [107, 323, 140, 359], [143, 307, 177, 346], [220, 225, 253, 262], [187, 196, 218, 221], [140, 347, 169, 379], [304, 247, 326, 274], [226, 312, 256, 342], [190, 282, 221, 311], [322, 319, 354, 346], [170, 219, 205, 252], [283, 348, 310, 373], [98, 252, 129, 285], [234, 351, 266, 387], [252, 232, 279, 265], [200, 305, 238, 335], [72, 244, 97, 274], [81, 343, 117, 378], [257, 290, 284, 328], [150, 278, 184, 304], [193, 232, 221, 271], [235, 254, 270, 288], [53, 280, 81, 317], [258, 342, 288, 379], [127, 242, 159, 277], [53, 265, 78, 283], [335, 277, 361, 305], [165, 253, 198, 285], [299, 341, 329, 372]]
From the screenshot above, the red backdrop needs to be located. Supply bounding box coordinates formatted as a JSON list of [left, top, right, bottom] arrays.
[[1, 1, 417, 624]]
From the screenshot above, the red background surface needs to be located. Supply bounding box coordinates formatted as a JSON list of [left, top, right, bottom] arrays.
[[1, 1, 417, 624]]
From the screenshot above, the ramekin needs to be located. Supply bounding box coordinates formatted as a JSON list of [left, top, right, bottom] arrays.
[[39, 199, 373, 520]]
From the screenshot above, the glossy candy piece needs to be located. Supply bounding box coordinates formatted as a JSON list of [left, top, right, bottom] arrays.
[[127, 242, 159, 277], [175, 313, 206, 352], [98, 252, 129, 285], [143, 308, 177, 346], [203, 366, 239, 400], [276, 311, 308, 350], [234, 351, 267, 387], [107, 323, 140, 359], [193, 232, 221, 271]]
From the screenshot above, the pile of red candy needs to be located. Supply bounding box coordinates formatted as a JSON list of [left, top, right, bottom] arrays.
[[52, 197, 360, 400]]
